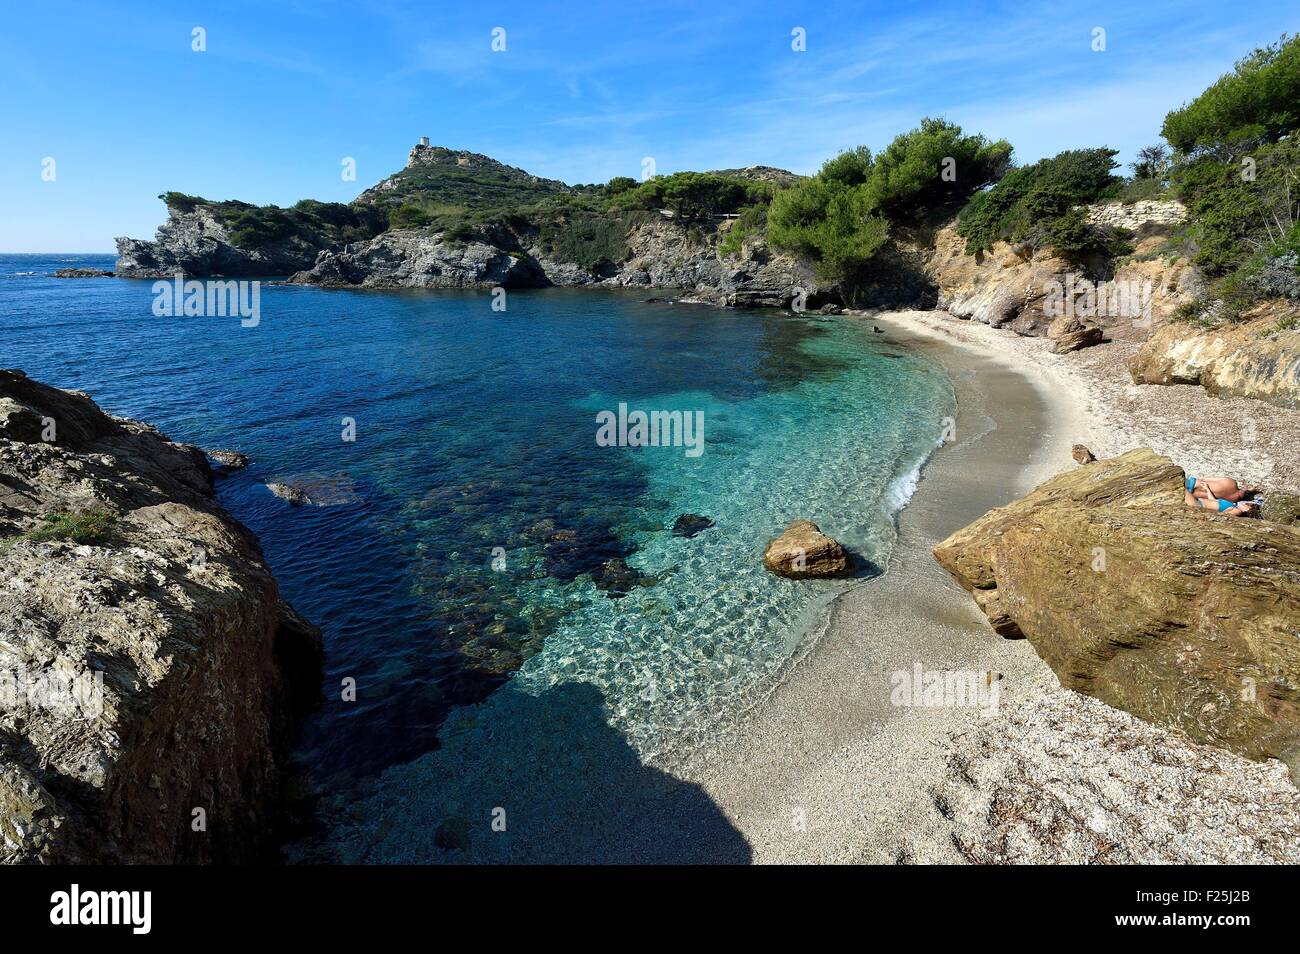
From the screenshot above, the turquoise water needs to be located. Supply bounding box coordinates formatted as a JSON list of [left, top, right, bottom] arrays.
[[1, 254, 954, 811]]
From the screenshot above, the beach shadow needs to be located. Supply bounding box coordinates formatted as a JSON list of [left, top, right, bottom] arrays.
[[336, 681, 753, 865]]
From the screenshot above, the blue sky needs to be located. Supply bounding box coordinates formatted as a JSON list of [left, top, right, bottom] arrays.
[[3, 0, 1296, 251]]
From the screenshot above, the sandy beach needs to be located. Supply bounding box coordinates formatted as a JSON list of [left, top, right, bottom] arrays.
[[669, 309, 1300, 864]]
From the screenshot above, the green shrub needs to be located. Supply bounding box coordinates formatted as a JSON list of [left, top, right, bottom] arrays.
[[537, 212, 641, 271], [1162, 33, 1300, 156], [159, 191, 207, 213], [603, 176, 638, 196], [1174, 138, 1300, 276], [607, 172, 769, 220], [388, 204, 435, 229], [956, 148, 1122, 254], [861, 118, 1012, 218], [767, 170, 889, 290], [14, 508, 118, 546]]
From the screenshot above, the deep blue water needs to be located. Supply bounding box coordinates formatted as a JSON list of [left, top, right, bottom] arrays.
[[1, 253, 954, 800]]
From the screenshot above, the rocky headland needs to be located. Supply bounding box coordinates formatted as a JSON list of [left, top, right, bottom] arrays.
[[934, 448, 1300, 774], [0, 369, 322, 863]]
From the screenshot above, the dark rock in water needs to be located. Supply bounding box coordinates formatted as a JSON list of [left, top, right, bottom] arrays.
[[265, 474, 360, 507], [1071, 444, 1097, 465], [50, 268, 115, 278], [645, 297, 673, 304], [542, 524, 631, 582], [671, 513, 715, 538], [873, 326, 884, 333], [590, 557, 652, 598], [434, 817, 472, 853], [207, 449, 250, 471], [818, 303, 842, 315]]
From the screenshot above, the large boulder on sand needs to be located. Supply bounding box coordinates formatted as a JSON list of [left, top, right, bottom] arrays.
[[763, 520, 854, 578], [933, 448, 1300, 770]]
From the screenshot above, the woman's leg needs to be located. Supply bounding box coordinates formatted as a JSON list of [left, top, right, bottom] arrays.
[[1201, 476, 1241, 498]]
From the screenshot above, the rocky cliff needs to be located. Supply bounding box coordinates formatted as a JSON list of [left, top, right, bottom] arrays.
[[924, 200, 1203, 339], [116, 204, 336, 279], [933, 448, 1300, 776], [0, 370, 322, 863], [290, 214, 820, 307]]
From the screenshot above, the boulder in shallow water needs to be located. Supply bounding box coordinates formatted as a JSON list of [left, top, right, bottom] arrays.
[[590, 557, 652, 597], [933, 448, 1300, 770], [763, 520, 854, 578], [671, 513, 715, 538]]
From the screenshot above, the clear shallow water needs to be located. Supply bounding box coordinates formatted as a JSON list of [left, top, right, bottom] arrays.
[[1, 254, 954, 790]]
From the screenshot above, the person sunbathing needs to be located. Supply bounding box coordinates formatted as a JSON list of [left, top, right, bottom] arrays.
[[1184, 474, 1258, 516]]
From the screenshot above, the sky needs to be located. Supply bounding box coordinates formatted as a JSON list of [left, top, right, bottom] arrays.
[[2, 0, 1297, 251]]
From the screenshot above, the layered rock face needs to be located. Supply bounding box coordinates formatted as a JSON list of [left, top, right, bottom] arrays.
[[933, 449, 1300, 771], [0, 370, 322, 863], [291, 215, 818, 306], [1130, 303, 1300, 409], [290, 229, 548, 289], [116, 206, 334, 279], [926, 201, 1202, 339]]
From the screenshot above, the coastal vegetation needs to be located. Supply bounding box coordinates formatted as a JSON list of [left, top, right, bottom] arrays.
[[160, 192, 385, 250], [765, 120, 1010, 295], [0, 507, 117, 549], [1163, 34, 1300, 324]]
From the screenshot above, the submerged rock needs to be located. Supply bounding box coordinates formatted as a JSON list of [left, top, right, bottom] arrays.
[[207, 448, 249, 471], [266, 474, 360, 507], [933, 448, 1300, 771], [590, 557, 653, 598], [671, 513, 715, 538], [0, 369, 322, 862], [50, 268, 114, 278], [763, 520, 854, 578]]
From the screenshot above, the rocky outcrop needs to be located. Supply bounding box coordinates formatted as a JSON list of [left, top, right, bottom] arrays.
[[291, 214, 818, 306], [0, 369, 322, 863], [763, 520, 854, 578], [291, 229, 547, 289], [933, 448, 1300, 772], [1129, 303, 1300, 409], [50, 268, 114, 278], [926, 202, 1203, 339], [116, 205, 334, 279], [1047, 315, 1103, 353], [1083, 200, 1188, 231]]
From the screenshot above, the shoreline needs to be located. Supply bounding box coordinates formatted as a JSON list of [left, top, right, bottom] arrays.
[[664, 309, 1079, 861], [668, 309, 1300, 864]]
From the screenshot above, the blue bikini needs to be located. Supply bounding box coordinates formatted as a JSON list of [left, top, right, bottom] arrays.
[[1188, 475, 1235, 512]]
